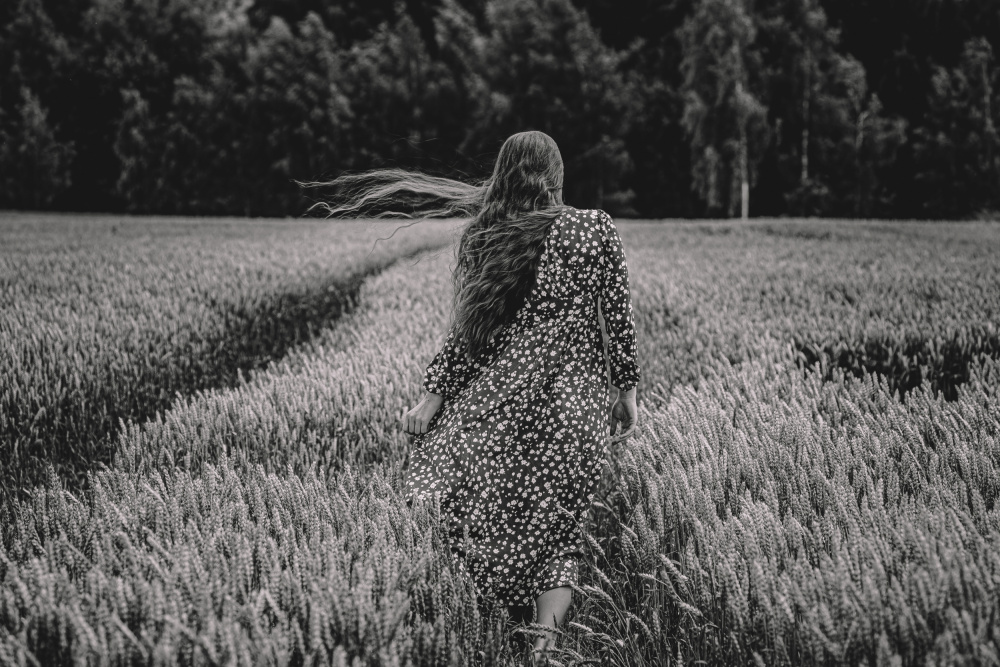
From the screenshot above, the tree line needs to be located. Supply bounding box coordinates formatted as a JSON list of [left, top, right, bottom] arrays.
[[1, 0, 998, 219]]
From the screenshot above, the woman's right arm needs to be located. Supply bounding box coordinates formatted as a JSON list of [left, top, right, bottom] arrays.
[[596, 210, 640, 393], [595, 210, 639, 442]]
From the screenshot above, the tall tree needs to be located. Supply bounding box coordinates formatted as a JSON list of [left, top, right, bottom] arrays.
[[0, 86, 75, 208], [336, 9, 469, 177], [822, 0, 1000, 218], [47, 0, 221, 211], [679, 0, 768, 218], [753, 0, 906, 217], [851, 94, 907, 217], [0, 0, 76, 207], [115, 11, 353, 215], [913, 37, 1000, 217], [462, 0, 637, 212], [572, 0, 698, 217], [755, 0, 840, 214]]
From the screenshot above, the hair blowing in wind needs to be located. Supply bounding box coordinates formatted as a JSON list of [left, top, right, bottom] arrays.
[[302, 131, 567, 362]]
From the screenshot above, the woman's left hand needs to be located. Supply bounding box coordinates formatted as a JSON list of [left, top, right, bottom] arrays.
[[400, 392, 445, 435]]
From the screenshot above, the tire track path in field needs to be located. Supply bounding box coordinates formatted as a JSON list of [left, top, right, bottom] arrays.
[[111, 244, 460, 483], [2, 242, 450, 506]]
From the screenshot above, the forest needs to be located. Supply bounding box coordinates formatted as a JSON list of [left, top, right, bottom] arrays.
[[1, 0, 998, 219]]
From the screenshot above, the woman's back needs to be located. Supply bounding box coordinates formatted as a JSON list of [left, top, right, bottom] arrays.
[[436, 206, 639, 398]]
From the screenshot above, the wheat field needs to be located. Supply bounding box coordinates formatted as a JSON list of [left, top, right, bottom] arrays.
[[1, 215, 998, 666]]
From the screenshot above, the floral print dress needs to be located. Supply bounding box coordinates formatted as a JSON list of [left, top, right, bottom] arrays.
[[403, 207, 640, 607]]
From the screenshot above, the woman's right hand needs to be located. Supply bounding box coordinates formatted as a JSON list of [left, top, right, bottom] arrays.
[[609, 385, 637, 443]]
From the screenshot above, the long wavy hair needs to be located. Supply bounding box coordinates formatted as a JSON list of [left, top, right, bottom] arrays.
[[302, 131, 567, 362]]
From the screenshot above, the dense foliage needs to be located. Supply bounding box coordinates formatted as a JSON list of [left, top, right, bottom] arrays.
[[1, 0, 998, 219], [0, 213, 462, 504], [2, 215, 998, 664]]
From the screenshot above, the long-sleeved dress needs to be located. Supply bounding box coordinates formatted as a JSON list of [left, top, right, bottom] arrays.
[[403, 207, 640, 608]]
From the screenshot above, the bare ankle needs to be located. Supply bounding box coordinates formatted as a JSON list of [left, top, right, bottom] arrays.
[[531, 636, 554, 666]]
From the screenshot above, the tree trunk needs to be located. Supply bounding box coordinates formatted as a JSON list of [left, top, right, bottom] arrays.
[[855, 109, 870, 217], [597, 156, 604, 209], [734, 78, 751, 221], [801, 51, 811, 185], [740, 121, 749, 220], [983, 59, 998, 186]]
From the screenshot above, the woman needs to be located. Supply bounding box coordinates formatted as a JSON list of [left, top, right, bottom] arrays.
[[314, 131, 639, 665]]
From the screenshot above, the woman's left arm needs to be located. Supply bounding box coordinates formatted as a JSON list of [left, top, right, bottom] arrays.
[[401, 391, 444, 435], [401, 324, 476, 436], [422, 323, 477, 400]]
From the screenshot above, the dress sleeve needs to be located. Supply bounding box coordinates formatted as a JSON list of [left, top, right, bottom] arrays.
[[597, 210, 640, 392], [422, 323, 476, 399]]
